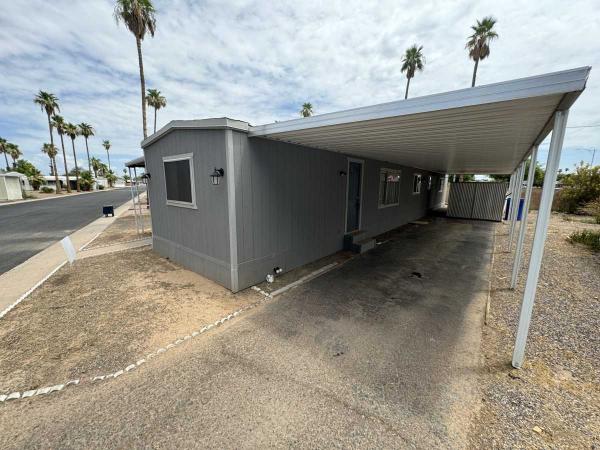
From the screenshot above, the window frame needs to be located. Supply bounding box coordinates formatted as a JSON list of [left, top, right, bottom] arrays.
[[412, 173, 422, 195], [378, 168, 402, 209], [162, 153, 197, 209]]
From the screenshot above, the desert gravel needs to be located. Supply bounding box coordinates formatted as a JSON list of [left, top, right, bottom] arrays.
[[468, 212, 600, 449]]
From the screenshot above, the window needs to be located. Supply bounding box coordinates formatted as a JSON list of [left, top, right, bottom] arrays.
[[163, 154, 196, 208], [427, 175, 433, 191], [438, 175, 445, 192], [378, 168, 401, 207], [412, 174, 422, 194]]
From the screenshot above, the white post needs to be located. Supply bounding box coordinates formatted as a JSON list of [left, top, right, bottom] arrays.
[[134, 167, 144, 234], [508, 162, 525, 250], [505, 171, 516, 223], [510, 146, 538, 289], [129, 167, 140, 236], [512, 110, 569, 368]]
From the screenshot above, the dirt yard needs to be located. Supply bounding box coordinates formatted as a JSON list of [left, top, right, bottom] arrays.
[[87, 206, 152, 249], [0, 247, 260, 393], [468, 212, 600, 448]]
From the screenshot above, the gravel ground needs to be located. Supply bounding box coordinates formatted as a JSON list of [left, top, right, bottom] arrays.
[[0, 247, 259, 393], [87, 207, 152, 249], [468, 212, 600, 449]]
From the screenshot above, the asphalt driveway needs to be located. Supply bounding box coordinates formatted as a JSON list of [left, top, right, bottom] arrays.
[[0, 218, 495, 449]]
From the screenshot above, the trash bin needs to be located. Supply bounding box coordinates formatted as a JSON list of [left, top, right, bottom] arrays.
[[504, 197, 525, 221]]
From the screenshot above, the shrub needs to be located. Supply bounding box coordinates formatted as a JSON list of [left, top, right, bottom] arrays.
[[579, 198, 600, 224], [40, 186, 55, 193], [568, 229, 600, 252], [98, 184, 105, 190], [556, 163, 600, 213]]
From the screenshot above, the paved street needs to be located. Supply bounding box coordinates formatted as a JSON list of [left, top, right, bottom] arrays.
[[0, 190, 134, 274], [0, 218, 494, 448]]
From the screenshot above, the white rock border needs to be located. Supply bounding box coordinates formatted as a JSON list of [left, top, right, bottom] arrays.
[[1, 260, 343, 404]]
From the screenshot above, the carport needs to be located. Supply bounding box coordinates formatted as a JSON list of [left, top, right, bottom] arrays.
[[250, 66, 591, 368]]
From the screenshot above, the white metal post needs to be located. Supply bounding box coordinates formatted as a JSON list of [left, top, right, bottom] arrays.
[[134, 167, 144, 234], [508, 162, 525, 251], [512, 110, 569, 368], [129, 167, 140, 236], [505, 171, 516, 223], [510, 146, 538, 289]]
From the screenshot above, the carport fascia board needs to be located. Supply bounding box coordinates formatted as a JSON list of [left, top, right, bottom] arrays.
[[249, 67, 589, 139]]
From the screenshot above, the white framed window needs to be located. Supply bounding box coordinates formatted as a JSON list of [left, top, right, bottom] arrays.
[[162, 153, 197, 209], [438, 175, 445, 192], [378, 168, 401, 208], [412, 174, 422, 194], [427, 175, 433, 190]]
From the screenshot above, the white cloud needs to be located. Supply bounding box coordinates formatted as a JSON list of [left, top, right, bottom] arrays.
[[0, 0, 598, 174]]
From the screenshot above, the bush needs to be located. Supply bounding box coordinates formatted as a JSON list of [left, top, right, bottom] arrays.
[[568, 229, 600, 252], [579, 198, 600, 224], [556, 163, 600, 213], [40, 186, 55, 193], [98, 184, 105, 190]]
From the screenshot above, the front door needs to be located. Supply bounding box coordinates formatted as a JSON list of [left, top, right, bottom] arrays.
[[346, 160, 363, 232]]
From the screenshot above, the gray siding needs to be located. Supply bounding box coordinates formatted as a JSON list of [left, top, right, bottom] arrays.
[[232, 133, 443, 289], [144, 129, 232, 288]]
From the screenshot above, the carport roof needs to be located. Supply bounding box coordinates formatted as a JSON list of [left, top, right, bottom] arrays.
[[249, 67, 591, 174]]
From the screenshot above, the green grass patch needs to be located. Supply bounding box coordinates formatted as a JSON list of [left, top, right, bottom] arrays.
[[568, 230, 600, 252]]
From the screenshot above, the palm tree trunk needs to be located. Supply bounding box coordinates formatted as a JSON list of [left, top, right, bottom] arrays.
[[471, 58, 479, 87], [71, 139, 81, 192], [84, 137, 92, 174], [59, 134, 71, 193], [106, 150, 111, 172], [46, 114, 61, 193], [136, 37, 148, 139], [52, 157, 60, 193], [405, 77, 411, 99], [3, 152, 9, 171], [154, 107, 157, 133]]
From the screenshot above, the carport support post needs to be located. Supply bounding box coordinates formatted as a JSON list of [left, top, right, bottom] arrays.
[[508, 162, 525, 251], [510, 146, 538, 289], [512, 110, 569, 369], [506, 171, 516, 220], [128, 167, 140, 236]]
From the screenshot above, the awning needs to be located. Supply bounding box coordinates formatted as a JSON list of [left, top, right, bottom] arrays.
[[125, 156, 145, 168], [249, 67, 590, 174]]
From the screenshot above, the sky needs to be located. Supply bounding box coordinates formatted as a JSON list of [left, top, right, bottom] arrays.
[[1, 0, 599, 176]]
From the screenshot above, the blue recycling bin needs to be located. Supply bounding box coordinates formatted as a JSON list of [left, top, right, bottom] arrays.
[[504, 198, 524, 220]]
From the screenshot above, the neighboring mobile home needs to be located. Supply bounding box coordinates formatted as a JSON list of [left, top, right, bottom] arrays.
[[142, 67, 590, 296]]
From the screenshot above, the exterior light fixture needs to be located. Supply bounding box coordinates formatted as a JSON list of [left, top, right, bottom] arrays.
[[210, 168, 224, 185]]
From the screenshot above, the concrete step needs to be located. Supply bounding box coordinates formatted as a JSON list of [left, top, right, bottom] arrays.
[[343, 231, 375, 254], [354, 238, 375, 253]]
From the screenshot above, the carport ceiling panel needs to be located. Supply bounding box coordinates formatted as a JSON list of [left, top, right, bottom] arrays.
[[254, 95, 562, 174]]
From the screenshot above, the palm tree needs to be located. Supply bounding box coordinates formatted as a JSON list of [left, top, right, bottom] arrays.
[[64, 122, 81, 192], [90, 156, 102, 178], [7, 143, 22, 168], [102, 140, 112, 171], [300, 103, 313, 117], [78, 123, 95, 174], [34, 91, 60, 153], [114, 0, 157, 139], [42, 143, 60, 192], [401, 45, 425, 99], [51, 115, 72, 192], [146, 89, 167, 133], [466, 16, 499, 87], [0, 137, 9, 170]]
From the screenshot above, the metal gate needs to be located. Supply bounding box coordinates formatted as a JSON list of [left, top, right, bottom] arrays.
[[447, 182, 508, 221]]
